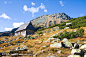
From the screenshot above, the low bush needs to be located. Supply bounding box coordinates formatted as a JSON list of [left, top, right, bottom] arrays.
[[53, 28, 84, 40]]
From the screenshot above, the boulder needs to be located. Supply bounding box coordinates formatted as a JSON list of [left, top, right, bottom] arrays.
[[50, 42, 62, 48], [80, 44, 86, 50], [71, 49, 81, 55], [78, 44, 82, 47], [68, 55, 80, 57], [74, 43, 79, 49], [63, 38, 72, 48], [63, 38, 68, 42], [71, 49, 84, 56], [84, 54, 86, 57]]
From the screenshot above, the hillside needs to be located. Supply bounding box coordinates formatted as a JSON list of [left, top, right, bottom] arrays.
[[0, 16, 86, 57], [37, 16, 86, 32], [31, 12, 72, 28]]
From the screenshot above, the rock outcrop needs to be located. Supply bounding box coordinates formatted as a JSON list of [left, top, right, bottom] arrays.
[[31, 13, 72, 28]]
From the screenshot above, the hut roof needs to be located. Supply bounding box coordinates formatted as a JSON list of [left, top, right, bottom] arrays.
[[15, 22, 35, 32]]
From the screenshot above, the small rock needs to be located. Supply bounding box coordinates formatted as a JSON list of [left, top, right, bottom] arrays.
[[83, 41, 86, 43], [57, 50, 62, 54], [68, 55, 80, 57], [77, 40, 80, 43], [50, 42, 62, 48], [39, 41, 42, 43], [42, 45, 47, 48], [47, 55, 57, 57]]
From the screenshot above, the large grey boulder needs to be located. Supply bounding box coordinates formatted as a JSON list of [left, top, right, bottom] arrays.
[[63, 38, 72, 48], [80, 44, 86, 50], [50, 42, 62, 48], [68, 55, 80, 57], [71, 49, 84, 56], [71, 49, 81, 55]]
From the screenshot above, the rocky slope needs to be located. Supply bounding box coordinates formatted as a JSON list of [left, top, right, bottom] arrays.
[[31, 12, 72, 28]]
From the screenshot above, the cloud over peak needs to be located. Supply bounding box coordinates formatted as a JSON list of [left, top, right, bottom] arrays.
[[0, 13, 11, 19], [23, 3, 47, 17], [5, 27, 12, 31], [31, 2, 35, 6], [59, 0, 65, 6], [13, 22, 24, 28]]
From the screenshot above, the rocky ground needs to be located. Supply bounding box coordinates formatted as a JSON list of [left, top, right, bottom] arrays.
[[0, 27, 86, 57]]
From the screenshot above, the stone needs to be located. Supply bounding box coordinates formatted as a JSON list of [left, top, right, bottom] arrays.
[[83, 41, 86, 43], [77, 40, 81, 43], [57, 50, 62, 54], [39, 41, 42, 43], [50, 42, 62, 48], [74, 30, 76, 32], [80, 44, 86, 50], [63, 38, 68, 42], [27, 50, 31, 52], [71, 49, 81, 55], [42, 50, 45, 52], [63, 38, 72, 48], [78, 44, 82, 47], [64, 27, 69, 29], [47, 55, 57, 57], [84, 54, 86, 57], [51, 38, 60, 43], [45, 38, 55, 42], [74, 43, 79, 49], [42, 45, 47, 48], [68, 55, 80, 57], [16, 47, 20, 50], [23, 46, 27, 49]]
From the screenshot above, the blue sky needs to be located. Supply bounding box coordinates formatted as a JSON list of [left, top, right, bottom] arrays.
[[0, 0, 86, 32]]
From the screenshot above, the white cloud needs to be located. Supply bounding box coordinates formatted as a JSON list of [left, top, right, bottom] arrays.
[[23, 5, 28, 11], [4, 1, 7, 4], [80, 13, 83, 16], [39, 3, 45, 9], [44, 9, 48, 12], [59, 0, 64, 6], [31, 2, 35, 6], [0, 13, 11, 19], [23, 3, 47, 17], [13, 22, 24, 28], [5, 27, 12, 31]]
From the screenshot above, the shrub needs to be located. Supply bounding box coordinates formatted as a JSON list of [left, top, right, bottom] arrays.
[[53, 28, 84, 40], [37, 32, 43, 35]]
